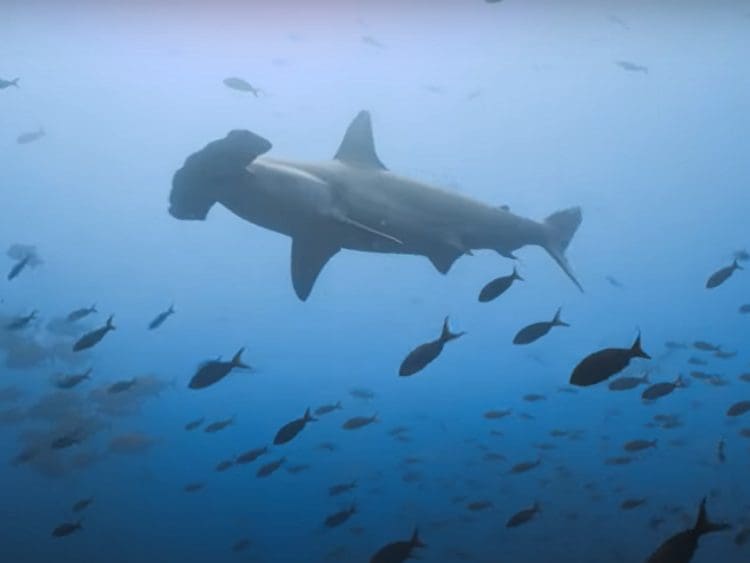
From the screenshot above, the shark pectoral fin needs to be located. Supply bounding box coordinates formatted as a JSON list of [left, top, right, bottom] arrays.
[[334, 111, 387, 170], [290, 234, 340, 301], [427, 246, 466, 274]]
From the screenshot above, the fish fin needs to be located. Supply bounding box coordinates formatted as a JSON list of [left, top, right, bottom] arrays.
[[630, 333, 650, 359], [440, 317, 465, 343], [542, 207, 583, 292], [290, 234, 340, 301], [231, 348, 249, 369], [551, 308, 569, 327], [734, 259, 743, 270], [427, 246, 465, 274], [694, 498, 730, 535], [334, 111, 387, 170], [411, 528, 426, 548], [106, 315, 115, 330]]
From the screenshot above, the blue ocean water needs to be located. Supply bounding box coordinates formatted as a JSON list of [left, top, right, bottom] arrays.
[[1, 1, 749, 562]]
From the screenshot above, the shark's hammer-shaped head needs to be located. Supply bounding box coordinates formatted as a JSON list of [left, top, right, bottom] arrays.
[[169, 130, 272, 220]]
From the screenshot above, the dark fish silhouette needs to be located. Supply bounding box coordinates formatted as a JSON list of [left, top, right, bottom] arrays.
[[204, 417, 234, 433], [513, 308, 569, 345], [184, 417, 204, 431], [739, 304, 750, 314], [0, 77, 19, 89], [624, 439, 657, 452], [66, 304, 97, 322], [148, 305, 174, 330], [56, 369, 93, 389], [342, 414, 378, 430], [108, 378, 137, 394], [183, 482, 204, 493], [17, 127, 45, 144], [329, 481, 357, 496], [370, 528, 425, 563], [52, 520, 82, 538], [236, 446, 268, 465], [570, 334, 650, 386], [73, 315, 115, 352], [642, 375, 685, 401], [72, 497, 94, 512], [726, 400, 750, 417], [273, 408, 316, 445], [6, 310, 37, 330], [314, 401, 342, 416], [506, 502, 540, 528], [616, 60, 648, 73], [399, 317, 464, 376], [478, 267, 522, 302], [223, 77, 261, 96], [361, 35, 385, 48], [188, 348, 249, 389], [7, 255, 31, 281], [51, 433, 83, 450], [706, 259, 742, 289], [645, 498, 729, 563], [324, 504, 357, 528], [256, 456, 285, 478], [605, 275, 624, 288], [608, 371, 649, 391], [693, 340, 719, 351]]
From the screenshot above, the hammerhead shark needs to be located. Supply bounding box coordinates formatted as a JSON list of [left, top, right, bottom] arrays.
[[169, 111, 583, 300]]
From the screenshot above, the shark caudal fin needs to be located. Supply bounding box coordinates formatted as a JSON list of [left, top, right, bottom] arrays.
[[693, 498, 730, 536], [542, 207, 583, 292]]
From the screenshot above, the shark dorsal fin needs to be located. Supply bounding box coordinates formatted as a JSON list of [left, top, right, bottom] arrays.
[[334, 111, 387, 170]]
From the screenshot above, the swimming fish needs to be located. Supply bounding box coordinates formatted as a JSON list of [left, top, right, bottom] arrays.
[[399, 317, 464, 376], [73, 315, 115, 352], [66, 304, 98, 323], [608, 371, 650, 391], [51, 520, 82, 538], [236, 446, 268, 464], [726, 400, 750, 417], [7, 255, 31, 281], [184, 417, 204, 431], [624, 439, 657, 453], [56, 369, 93, 389], [204, 417, 234, 433], [329, 481, 357, 496], [17, 128, 45, 144], [6, 311, 38, 330], [616, 60, 648, 73], [256, 456, 285, 478], [273, 408, 316, 445], [314, 401, 343, 416], [324, 504, 357, 528], [706, 260, 742, 289], [512, 308, 569, 345], [223, 77, 261, 96], [478, 267, 522, 302], [148, 305, 174, 330], [370, 528, 425, 563], [108, 378, 137, 394], [642, 375, 685, 401], [72, 497, 94, 513], [570, 334, 650, 387], [188, 348, 249, 389], [739, 304, 750, 314], [645, 498, 729, 563], [506, 502, 540, 528], [0, 77, 19, 89], [342, 414, 378, 430]]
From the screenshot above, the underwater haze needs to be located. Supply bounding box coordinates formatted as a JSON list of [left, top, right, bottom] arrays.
[[2, 0, 750, 561]]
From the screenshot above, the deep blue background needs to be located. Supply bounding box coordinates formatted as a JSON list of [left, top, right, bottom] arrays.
[[1, 1, 749, 561]]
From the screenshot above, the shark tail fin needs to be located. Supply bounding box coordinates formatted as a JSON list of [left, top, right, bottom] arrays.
[[542, 207, 583, 292]]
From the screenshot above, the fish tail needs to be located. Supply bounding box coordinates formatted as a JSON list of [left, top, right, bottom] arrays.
[[512, 266, 524, 281], [440, 317, 465, 343], [304, 408, 317, 422], [630, 333, 650, 359], [11, 78, 19, 87], [551, 307, 569, 327], [231, 347, 249, 369], [106, 315, 115, 330], [694, 498, 730, 536], [734, 259, 743, 271], [542, 206, 583, 292], [411, 528, 426, 548]]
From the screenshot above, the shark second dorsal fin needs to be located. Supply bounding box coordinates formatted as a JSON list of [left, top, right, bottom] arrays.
[[334, 111, 387, 170], [290, 234, 341, 301]]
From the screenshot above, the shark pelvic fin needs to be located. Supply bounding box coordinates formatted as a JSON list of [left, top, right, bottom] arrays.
[[290, 234, 340, 301], [334, 111, 387, 170]]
